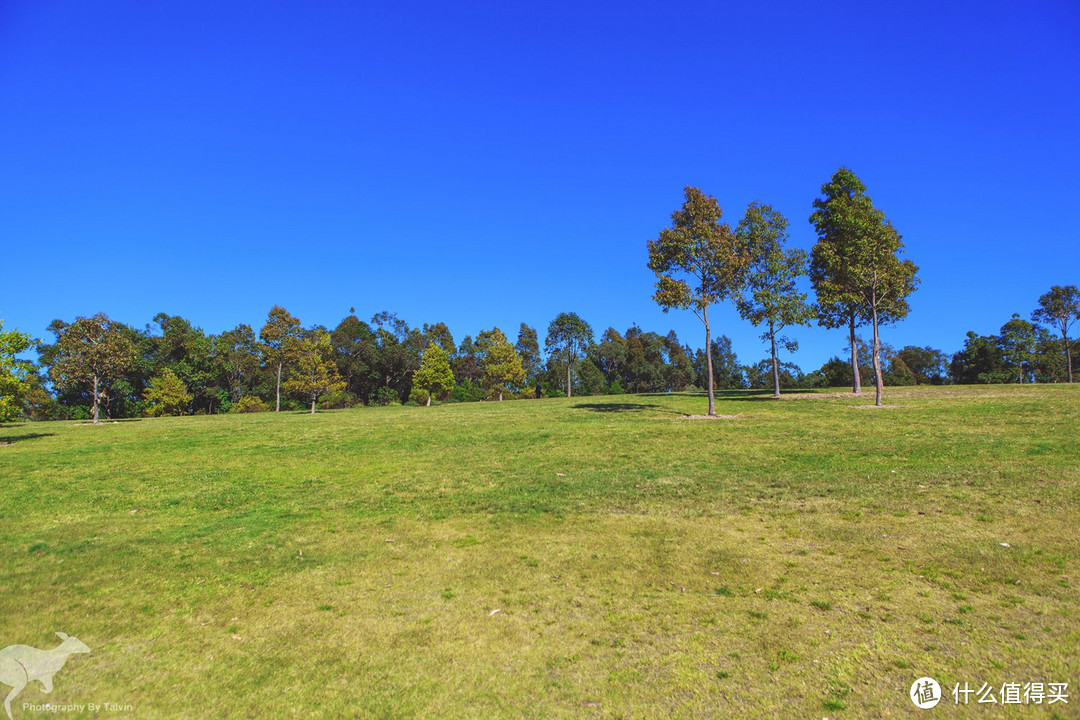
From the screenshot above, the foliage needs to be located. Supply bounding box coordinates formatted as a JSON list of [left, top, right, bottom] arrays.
[[515, 323, 542, 379], [259, 305, 302, 411], [545, 312, 593, 397], [231, 395, 271, 413], [648, 186, 749, 414], [282, 331, 346, 413], [143, 368, 194, 416], [809, 168, 918, 405], [0, 321, 35, 422], [477, 328, 526, 401], [48, 313, 137, 423], [735, 202, 814, 397], [412, 342, 455, 405], [1031, 284, 1080, 382]]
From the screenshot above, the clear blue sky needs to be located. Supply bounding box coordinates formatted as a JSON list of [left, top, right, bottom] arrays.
[[2, 0, 1078, 369]]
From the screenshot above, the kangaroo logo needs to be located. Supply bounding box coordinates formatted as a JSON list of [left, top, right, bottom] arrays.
[[0, 632, 90, 719]]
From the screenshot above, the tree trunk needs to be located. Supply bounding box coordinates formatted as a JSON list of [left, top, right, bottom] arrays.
[[769, 320, 780, 399], [426, 394, 431, 407], [92, 374, 100, 424], [849, 313, 862, 394], [566, 359, 572, 398], [704, 306, 716, 416], [276, 362, 283, 412], [310, 397, 316, 414], [498, 390, 503, 401], [1065, 333, 1074, 383], [871, 298, 883, 407]]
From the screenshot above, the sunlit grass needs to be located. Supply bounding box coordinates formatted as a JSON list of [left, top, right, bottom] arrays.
[[1, 385, 1077, 717]]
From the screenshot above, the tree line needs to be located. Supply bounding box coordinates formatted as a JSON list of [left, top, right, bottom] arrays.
[[0, 168, 1076, 422]]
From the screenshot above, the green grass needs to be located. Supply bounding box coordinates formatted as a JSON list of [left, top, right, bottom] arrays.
[[1, 385, 1078, 717]]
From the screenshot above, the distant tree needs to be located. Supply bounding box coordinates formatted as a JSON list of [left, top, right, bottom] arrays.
[[891, 346, 949, 385], [593, 328, 626, 387], [515, 323, 542, 380], [452, 335, 482, 385], [810, 168, 918, 406], [648, 186, 749, 415], [477, 328, 526, 401], [545, 312, 593, 398], [1031, 285, 1080, 383], [212, 324, 263, 403], [421, 322, 457, 355], [999, 314, 1040, 383], [48, 313, 136, 424], [949, 331, 1007, 384], [331, 312, 380, 403], [0, 320, 35, 422], [662, 331, 695, 391], [284, 331, 345, 414], [746, 359, 803, 391], [259, 306, 302, 412], [412, 342, 455, 406], [693, 335, 745, 390], [735, 202, 814, 398], [143, 368, 193, 416]]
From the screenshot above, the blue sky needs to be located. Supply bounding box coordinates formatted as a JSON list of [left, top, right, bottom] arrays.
[[2, 0, 1078, 369]]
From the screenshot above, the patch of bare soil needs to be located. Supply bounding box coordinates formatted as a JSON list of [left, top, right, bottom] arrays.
[[678, 413, 742, 420], [852, 404, 904, 409]]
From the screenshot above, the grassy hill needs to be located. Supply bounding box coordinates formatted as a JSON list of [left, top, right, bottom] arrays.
[[1, 386, 1077, 717]]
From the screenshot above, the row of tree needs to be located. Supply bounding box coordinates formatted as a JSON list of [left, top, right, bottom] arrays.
[[0, 168, 1076, 422], [0, 292, 1073, 423]]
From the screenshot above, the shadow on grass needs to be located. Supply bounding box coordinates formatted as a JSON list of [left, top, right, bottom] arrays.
[[0, 433, 55, 445], [572, 402, 663, 413]]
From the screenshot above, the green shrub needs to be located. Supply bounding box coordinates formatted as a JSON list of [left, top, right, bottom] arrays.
[[231, 396, 270, 413]]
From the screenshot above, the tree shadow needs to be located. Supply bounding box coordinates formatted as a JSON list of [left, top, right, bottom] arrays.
[[572, 402, 664, 413], [0, 433, 55, 446]]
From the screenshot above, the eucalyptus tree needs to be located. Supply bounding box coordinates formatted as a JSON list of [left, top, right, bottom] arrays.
[[1031, 285, 1080, 383], [647, 186, 748, 415], [735, 202, 814, 398], [810, 168, 918, 406], [545, 312, 593, 398], [48, 313, 136, 424], [259, 305, 302, 411], [284, 330, 345, 414]]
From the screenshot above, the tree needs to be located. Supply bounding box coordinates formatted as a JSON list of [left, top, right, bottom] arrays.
[[412, 342, 455, 406], [545, 312, 593, 398], [891, 346, 949, 385], [48, 313, 136, 424], [515, 324, 542, 380], [143, 368, 193, 416], [735, 202, 814, 398], [212, 324, 263, 404], [0, 321, 35, 422], [810, 168, 918, 406], [999, 314, 1039, 383], [648, 186, 749, 416], [477, 328, 526, 401], [259, 306, 302, 412], [1031, 285, 1080, 383], [283, 331, 345, 414], [949, 331, 1007, 384]]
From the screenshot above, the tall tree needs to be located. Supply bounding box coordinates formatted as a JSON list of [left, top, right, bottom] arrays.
[[0, 320, 35, 422], [284, 330, 345, 414], [143, 368, 193, 416], [515, 323, 542, 380], [48, 313, 136, 424], [478, 328, 526, 401], [810, 168, 918, 406], [545, 313, 593, 398], [412, 342, 455, 406], [1031, 285, 1080, 383], [647, 186, 748, 415], [259, 306, 302, 412], [735, 202, 814, 398], [999, 314, 1039, 383]]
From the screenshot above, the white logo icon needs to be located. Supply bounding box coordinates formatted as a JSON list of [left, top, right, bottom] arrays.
[[0, 633, 90, 719], [910, 676, 942, 709]]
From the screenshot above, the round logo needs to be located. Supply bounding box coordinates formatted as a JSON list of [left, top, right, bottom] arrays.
[[910, 677, 942, 709]]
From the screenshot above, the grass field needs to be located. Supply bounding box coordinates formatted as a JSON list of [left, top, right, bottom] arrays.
[[1, 386, 1077, 718]]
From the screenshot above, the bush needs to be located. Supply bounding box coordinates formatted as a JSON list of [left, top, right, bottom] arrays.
[[319, 390, 359, 410], [408, 388, 431, 406], [371, 387, 400, 406], [231, 396, 270, 413], [449, 380, 485, 403]]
